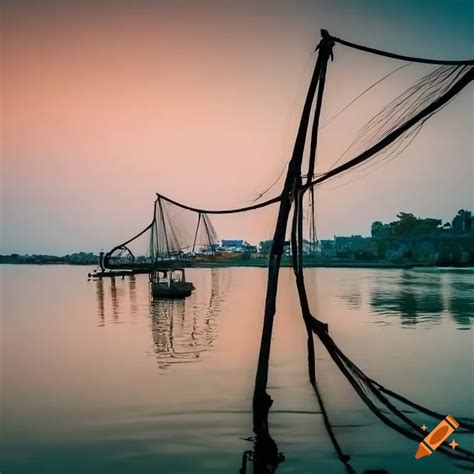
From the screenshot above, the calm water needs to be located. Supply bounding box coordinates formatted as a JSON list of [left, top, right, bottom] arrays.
[[1, 265, 473, 473]]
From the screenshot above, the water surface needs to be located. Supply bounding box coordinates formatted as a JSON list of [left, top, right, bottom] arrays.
[[1, 266, 473, 473]]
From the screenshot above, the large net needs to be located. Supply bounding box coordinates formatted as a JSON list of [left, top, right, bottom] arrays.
[[104, 196, 219, 269]]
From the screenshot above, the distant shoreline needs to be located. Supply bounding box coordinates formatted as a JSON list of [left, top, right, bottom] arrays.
[[1, 260, 473, 270], [187, 260, 415, 269]]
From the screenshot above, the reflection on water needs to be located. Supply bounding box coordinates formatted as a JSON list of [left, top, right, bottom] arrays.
[[96, 278, 105, 326], [369, 270, 442, 327], [94, 268, 228, 369], [366, 269, 473, 329], [149, 299, 216, 368], [129, 275, 138, 315], [337, 278, 362, 310], [445, 273, 474, 327], [110, 276, 119, 322], [149, 269, 226, 369]]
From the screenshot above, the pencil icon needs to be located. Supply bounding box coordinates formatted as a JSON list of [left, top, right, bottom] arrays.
[[415, 415, 459, 459]]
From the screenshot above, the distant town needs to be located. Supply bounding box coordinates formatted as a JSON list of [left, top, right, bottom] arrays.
[[1, 209, 473, 267]]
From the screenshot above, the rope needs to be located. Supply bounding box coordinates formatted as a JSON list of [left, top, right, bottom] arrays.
[[153, 67, 473, 217], [156, 191, 280, 214], [320, 63, 412, 131], [328, 33, 474, 65], [309, 320, 474, 463], [304, 66, 473, 191]]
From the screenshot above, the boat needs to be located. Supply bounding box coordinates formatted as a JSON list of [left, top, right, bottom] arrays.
[[150, 268, 195, 298]]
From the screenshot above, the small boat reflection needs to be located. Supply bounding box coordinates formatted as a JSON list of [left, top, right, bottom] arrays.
[[149, 298, 213, 369]]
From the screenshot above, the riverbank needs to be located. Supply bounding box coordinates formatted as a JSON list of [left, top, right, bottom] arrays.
[[187, 258, 415, 269], [4, 256, 473, 270]]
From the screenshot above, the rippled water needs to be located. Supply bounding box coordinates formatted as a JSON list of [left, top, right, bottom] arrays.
[[1, 265, 473, 473]]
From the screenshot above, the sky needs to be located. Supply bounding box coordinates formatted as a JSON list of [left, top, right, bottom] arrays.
[[1, 0, 473, 254]]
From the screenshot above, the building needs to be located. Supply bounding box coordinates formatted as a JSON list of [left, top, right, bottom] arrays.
[[220, 240, 246, 252]]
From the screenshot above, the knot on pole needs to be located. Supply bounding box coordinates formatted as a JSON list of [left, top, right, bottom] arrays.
[[316, 29, 335, 61]]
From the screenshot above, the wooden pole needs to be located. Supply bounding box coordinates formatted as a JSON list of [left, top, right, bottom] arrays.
[[157, 197, 171, 257], [192, 212, 202, 253], [202, 214, 215, 253], [291, 33, 332, 387], [252, 30, 333, 438]]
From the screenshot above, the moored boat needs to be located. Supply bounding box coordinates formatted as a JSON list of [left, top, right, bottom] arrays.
[[150, 268, 195, 298]]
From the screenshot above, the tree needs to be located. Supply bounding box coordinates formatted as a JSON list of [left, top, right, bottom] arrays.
[[452, 209, 472, 233], [390, 212, 441, 237], [390, 213, 418, 236], [258, 240, 273, 254], [371, 221, 383, 237]]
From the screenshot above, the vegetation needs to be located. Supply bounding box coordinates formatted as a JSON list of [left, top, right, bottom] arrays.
[[0, 252, 99, 265], [346, 210, 473, 266]]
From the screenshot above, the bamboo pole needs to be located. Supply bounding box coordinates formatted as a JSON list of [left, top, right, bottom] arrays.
[[192, 213, 202, 253], [157, 197, 171, 257], [252, 30, 333, 438]]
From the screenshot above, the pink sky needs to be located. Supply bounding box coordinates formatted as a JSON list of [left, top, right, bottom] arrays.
[[1, 1, 472, 254]]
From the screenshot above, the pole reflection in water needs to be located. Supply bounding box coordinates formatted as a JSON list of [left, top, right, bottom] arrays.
[[110, 276, 119, 323], [96, 278, 105, 327], [205, 268, 222, 347], [129, 275, 138, 316], [240, 435, 285, 474], [95, 275, 143, 325]]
